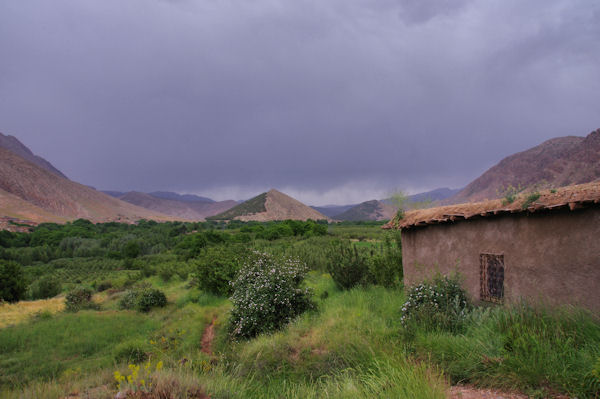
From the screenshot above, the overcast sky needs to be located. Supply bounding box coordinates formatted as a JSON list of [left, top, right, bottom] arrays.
[[1, 0, 599, 205]]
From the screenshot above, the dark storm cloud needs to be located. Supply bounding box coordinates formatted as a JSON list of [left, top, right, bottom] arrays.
[[0, 0, 599, 204]]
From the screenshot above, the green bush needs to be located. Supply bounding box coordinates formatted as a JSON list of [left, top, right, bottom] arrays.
[[113, 339, 150, 364], [367, 233, 402, 288], [118, 288, 167, 312], [65, 287, 98, 312], [157, 263, 175, 282], [228, 252, 314, 339], [95, 280, 112, 292], [402, 274, 472, 333], [118, 290, 140, 310], [136, 289, 167, 312], [195, 245, 247, 296], [140, 263, 156, 277], [325, 240, 370, 290], [29, 276, 62, 300], [0, 260, 26, 303]]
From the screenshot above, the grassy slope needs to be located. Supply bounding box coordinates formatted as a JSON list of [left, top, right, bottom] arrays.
[[1, 273, 599, 398]]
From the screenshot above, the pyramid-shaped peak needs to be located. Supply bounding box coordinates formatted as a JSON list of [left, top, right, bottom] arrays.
[[209, 189, 327, 221]]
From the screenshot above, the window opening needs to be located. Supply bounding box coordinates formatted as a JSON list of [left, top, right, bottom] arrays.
[[480, 253, 504, 303]]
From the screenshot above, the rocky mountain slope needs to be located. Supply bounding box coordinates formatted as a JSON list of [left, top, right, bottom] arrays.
[[0, 147, 172, 223], [449, 128, 600, 203], [115, 191, 236, 220], [0, 132, 67, 178], [209, 189, 328, 221], [333, 200, 396, 221]]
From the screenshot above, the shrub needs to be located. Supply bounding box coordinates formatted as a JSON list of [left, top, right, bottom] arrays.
[[401, 274, 472, 333], [228, 252, 314, 339], [65, 287, 98, 312], [95, 280, 113, 292], [367, 233, 402, 288], [118, 290, 140, 310], [118, 288, 167, 312], [113, 339, 150, 363], [0, 260, 26, 303], [325, 240, 370, 290], [157, 263, 175, 282], [141, 263, 156, 277], [521, 192, 541, 210], [29, 275, 62, 300], [195, 245, 247, 296], [136, 289, 167, 312]]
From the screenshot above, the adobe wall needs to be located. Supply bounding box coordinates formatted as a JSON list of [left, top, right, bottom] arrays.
[[401, 207, 600, 313]]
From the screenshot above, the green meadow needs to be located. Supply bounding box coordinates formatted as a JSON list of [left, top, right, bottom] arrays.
[[0, 220, 598, 398]]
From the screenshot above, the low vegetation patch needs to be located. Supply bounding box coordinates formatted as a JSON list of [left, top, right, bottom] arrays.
[[118, 287, 167, 312], [65, 287, 98, 312], [401, 274, 472, 333], [0, 312, 159, 388]]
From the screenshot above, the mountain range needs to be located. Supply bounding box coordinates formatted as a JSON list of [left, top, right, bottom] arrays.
[[1, 127, 599, 226], [314, 187, 460, 221], [447, 128, 600, 203], [0, 146, 171, 224], [0, 132, 67, 179], [106, 191, 236, 220]]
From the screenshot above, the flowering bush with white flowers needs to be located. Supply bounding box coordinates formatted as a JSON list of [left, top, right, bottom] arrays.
[[401, 274, 472, 333], [228, 252, 314, 339]]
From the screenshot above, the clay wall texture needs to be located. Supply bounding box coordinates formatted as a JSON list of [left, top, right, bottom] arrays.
[[401, 207, 600, 312]]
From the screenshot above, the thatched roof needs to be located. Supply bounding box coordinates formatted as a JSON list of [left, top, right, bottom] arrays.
[[383, 182, 600, 230]]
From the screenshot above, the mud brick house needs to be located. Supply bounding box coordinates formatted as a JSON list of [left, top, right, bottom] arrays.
[[384, 182, 600, 312]]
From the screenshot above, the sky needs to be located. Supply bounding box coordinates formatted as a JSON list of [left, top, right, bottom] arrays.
[[1, 0, 599, 205]]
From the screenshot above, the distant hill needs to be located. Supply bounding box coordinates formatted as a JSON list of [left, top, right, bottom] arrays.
[[381, 187, 461, 207], [0, 132, 67, 179], [115, 191, 236, 220], [407, 187, 461, 203], [311, 204, 356, 217], [148, 191, 214, 203], [102, 190, 126, 198], [209, 189, 328, 221], [449, 128, 600, 203], [333, 200, 396, 221], [311, 188, 459, 219], [0, 147, 172, 224]]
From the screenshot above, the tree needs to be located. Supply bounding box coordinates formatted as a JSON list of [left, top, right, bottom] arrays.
[[0, 260, 26, 303], [388, 189, 409, 219], [123, 240, 141, 258]]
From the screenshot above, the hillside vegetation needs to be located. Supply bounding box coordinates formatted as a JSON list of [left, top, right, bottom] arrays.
[[0, 220, 598, 398]]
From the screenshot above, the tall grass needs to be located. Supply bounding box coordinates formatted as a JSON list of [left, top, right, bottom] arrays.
[[207, 285, 446, 398], [0, 311, 159, 388], [413, 304, 600, 397]]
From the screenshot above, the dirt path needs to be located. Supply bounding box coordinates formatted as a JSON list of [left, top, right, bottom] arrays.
[[201, 317, 217, 355], [449, 385, 573, 399], [449, 386, 528, 399]]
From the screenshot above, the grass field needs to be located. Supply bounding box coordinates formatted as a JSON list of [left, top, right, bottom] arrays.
[[0, 297, 65, 328], [2, 272, 599, 398], [1, 221, 599, 398]]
